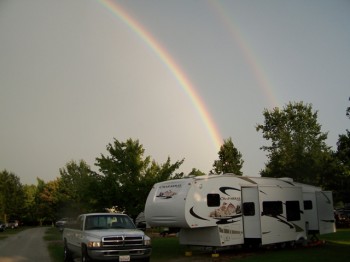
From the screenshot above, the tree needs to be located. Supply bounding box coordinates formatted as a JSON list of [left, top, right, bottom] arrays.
[[22, 184, 37, 225], [95, 138, 184, 218], [34, 179, 62, 225], [188, 168, 206, 177], [336, 130, 350, 169], [256, 101, 331, 185], [323, 134, 350, 204], [58, 160, 98, 216], [211, 138, 244, 175], [0, 170, 25, 222], [330, 98, 350, 203]]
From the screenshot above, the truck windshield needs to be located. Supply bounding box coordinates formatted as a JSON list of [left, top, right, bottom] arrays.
[[85, 215, 136, 230]]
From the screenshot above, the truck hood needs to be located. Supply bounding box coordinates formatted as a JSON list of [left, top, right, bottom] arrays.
[[85, 229, 145, 239]]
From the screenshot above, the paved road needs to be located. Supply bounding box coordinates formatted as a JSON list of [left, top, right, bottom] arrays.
[[0, 227, 52, 262]]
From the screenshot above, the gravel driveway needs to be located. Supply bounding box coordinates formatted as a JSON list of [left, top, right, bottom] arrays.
[[0, 227, 52, 262]]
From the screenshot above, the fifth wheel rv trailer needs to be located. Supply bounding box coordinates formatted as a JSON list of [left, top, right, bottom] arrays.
[[145, 174, 335, 248]]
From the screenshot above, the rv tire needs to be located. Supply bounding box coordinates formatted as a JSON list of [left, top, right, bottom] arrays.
[[278, 242, 286, 249], [288, 241, 296, 248]]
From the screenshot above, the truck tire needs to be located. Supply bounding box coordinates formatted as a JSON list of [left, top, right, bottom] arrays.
[[63, 240, 74, 262], [81, 245, 92, 262]]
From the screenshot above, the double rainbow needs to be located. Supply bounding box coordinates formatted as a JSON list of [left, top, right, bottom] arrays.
[[209, 1, 279, 108], [98, 0, 223, 150]]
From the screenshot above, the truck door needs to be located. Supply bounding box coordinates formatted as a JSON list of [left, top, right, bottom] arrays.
[[242, 186, 261, 243], [316, 191, 336, 234]]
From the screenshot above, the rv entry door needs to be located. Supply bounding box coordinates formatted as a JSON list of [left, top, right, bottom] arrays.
[[242, 186, 261, 242]]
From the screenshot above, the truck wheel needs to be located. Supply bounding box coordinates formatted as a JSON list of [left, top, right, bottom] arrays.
[[81, 245, 92, 262], [63, 240, 73, 262]]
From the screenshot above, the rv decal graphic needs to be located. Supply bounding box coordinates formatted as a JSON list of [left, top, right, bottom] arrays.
[[209, 202, 242, 224], [281, 180, 295, 186], [190, 207, 209, 221], [218, 227, 242, 235], [320, 192, 331, 204], [275, 216, 294, 229], [159, 183, 182, 189], [322, 219, 335, 223], [237, 177, 257, 184], [291, 223, 304, 232], [210, 202, 241, 217], [214, 214, 242, 225], [190, 206, 242, 224], [219, 187, 241, 196], [156, 190, 177, 199], [263, 213, 304, 231], [262, 213, 305, 232]]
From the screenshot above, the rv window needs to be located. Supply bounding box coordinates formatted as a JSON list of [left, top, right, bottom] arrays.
[[262, 201, 283, 217], [304, 200, 313, 210], [286, 201, 301, 221], [243, 202, 255, 216], [207, 194, 220, 207]]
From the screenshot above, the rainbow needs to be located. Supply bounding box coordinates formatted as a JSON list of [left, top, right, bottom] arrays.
[[209, 1, 279, 108], [98, 0, 223, 150]]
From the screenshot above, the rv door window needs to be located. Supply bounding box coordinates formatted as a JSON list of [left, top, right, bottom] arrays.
[[286, 201, 301, 221], [262, 201, 283, 217], [243, 202, 255, 216], [303, 200, 313, 210], [207, 194, 220, 207]]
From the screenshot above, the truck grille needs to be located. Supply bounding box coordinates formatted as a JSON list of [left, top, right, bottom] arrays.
[[102, 236, 144, 247]]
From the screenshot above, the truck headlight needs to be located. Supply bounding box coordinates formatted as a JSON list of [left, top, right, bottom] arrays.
[[144, 237, 151, 246], [87, 241, 102, 248]]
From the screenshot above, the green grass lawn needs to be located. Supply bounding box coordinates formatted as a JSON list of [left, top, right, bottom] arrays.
[[45, 227, 64, 262], [43, 228, 350, 262], [150, 229, 350, 261], [236, 231, 350, 262]]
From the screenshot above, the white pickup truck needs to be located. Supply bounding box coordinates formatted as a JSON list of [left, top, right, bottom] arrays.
[[62, 213, 152, 262]]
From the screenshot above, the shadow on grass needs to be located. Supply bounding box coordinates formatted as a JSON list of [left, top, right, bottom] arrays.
[[150, 229, 350, 262], [44, 228, 350, 262]]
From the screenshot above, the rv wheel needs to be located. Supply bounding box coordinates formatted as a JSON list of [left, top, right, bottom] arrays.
[[278, 242, 286, 249], [288, 241, 296, 248]]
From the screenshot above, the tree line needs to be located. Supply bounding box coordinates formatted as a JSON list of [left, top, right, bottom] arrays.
[[1, 101, 349, 225]]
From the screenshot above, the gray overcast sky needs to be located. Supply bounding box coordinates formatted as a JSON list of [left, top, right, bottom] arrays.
[[1, 0, 349, 185]]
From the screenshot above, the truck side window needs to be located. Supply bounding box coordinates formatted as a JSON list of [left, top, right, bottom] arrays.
[[243, 202, 255, 216], [286, 201, 301, 221], [262, 201, 283, 217], [207, 194, 220, 207]]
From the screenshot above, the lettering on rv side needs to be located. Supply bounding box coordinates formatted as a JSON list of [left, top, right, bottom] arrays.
[[159, 184, 182, 189]]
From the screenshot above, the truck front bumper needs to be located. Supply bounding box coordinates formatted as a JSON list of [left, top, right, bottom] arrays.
[[88, 246, 152, 261]]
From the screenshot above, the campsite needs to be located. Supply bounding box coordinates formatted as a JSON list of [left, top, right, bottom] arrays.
[[41, 227, 350, 261]]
